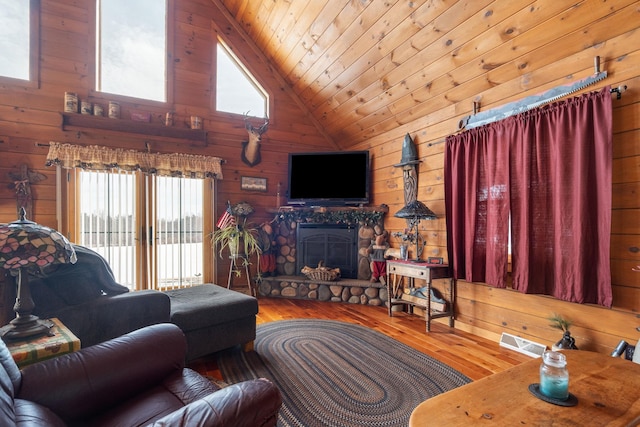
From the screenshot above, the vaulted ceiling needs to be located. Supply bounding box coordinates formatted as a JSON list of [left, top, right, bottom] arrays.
[[217, 1, 630, 151], [221, 0, 471, 149]]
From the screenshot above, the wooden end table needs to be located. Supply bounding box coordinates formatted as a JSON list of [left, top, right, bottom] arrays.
[[386, 260, 455, 331], [5, 317, 80, 368]]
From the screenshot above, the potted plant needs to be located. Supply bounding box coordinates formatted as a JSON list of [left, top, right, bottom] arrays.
[[212, 219, 261, 258], [211, 202, 262, 276], [548, 313, 578, 350]]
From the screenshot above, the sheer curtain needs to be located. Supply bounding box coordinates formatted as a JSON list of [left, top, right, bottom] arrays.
[[445, 87, 613, 307]]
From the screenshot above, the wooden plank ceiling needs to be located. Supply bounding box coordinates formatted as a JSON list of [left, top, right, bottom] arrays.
[[217, 0, 624, 150]]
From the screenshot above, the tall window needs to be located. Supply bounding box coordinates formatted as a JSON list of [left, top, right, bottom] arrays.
[[216, 41, 268, 117], [95, 0, 167, 102], [0, 0, 38, 84], [76, 170, 209, 291]]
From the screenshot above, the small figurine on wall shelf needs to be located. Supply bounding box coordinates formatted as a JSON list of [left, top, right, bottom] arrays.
[[368, 230, 390, 284]]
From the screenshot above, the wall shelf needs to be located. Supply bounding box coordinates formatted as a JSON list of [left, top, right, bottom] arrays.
[[60, 113, 208, 144]]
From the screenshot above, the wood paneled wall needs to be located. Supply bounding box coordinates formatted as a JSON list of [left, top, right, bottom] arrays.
[[0, 0, 329, 308], [348, 3, 640, 353], [0, 0, 638, 355]]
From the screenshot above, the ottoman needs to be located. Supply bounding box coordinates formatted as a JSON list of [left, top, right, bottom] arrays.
[[165, 284, 258, 361]]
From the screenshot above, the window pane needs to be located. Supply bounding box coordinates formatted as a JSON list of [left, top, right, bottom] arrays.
[[79, 170, 137, 290], [77, 171, 205, 291], [155, 176, 204, 289], [0, 0, 30, 80], [97, 0, 166, 102], [216, 43, 267, 116]]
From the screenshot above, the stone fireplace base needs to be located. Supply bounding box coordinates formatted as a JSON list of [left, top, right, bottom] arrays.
[[270, 206, 388, 280], [257, 276, 388, 306]]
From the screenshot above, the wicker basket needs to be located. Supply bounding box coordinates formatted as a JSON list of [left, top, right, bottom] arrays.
[[301, 260, 341, 281]]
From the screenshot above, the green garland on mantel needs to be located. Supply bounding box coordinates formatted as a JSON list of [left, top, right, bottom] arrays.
[[273, 207, 387, 226]]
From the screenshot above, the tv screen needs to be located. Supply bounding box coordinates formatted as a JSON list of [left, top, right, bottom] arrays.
[[287, 151, 370, 206]]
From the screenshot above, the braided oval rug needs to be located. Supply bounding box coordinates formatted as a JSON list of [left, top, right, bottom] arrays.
[[216, 319, 470, 427]]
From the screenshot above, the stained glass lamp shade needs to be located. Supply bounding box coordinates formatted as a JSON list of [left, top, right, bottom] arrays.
[[0, 208, 77, 340], [394, 200, 437, 262]]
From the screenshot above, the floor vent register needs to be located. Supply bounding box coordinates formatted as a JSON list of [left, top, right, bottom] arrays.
[[499, 333, 546, 358]]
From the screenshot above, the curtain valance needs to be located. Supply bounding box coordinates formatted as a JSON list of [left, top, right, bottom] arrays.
[[45, 142, 224, 179]]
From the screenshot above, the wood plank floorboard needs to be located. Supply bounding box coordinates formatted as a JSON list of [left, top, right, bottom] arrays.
[[188, 297, 531, 382]]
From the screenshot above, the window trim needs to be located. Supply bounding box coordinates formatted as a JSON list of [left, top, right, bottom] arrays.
[[0, 0, 40, 89], [88, 0, 174, 106]]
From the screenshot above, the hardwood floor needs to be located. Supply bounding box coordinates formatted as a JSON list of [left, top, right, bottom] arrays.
[[188, 297, 531, 381]]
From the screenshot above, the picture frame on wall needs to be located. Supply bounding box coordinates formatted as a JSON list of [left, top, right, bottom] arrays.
[[241, 176, 267, 192]]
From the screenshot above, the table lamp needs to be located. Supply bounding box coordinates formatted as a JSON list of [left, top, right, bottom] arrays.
[[394, 200, 437, 262], [0, 208, 77, 340]]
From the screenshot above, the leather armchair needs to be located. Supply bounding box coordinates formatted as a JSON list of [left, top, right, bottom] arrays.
[[0, 323, 282, 426]]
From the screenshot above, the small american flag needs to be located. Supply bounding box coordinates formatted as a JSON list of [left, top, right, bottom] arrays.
[[216, 202, 235, 229]]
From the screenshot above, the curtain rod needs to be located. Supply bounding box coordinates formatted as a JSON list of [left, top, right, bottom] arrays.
[[458, 83, 625, 132], [429, 84, 626, 148], [610, 85, 627, 99], [457, 57, 627, 131]]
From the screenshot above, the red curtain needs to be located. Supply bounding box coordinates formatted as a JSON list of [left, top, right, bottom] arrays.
[[445, 87, 612, 307]]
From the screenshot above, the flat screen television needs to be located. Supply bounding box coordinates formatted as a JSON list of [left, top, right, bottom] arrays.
[[287, 151, 370, 206]]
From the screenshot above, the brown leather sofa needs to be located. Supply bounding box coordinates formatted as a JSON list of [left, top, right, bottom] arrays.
[[0, 323, 282, 426]]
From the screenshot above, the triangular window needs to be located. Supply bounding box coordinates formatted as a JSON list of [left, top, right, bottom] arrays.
[[216, 40, 268, 117]]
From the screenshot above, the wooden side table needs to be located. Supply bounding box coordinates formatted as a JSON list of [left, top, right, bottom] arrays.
[[386, 260, 455, 332], [5, 317, 80, 368], [410, 350, 640, 426]]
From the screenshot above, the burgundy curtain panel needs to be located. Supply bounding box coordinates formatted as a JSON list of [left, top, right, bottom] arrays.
[[445, 87, 613, 307]]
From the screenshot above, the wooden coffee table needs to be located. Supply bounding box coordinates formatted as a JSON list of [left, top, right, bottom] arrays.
[[410, 350, 640, 426]]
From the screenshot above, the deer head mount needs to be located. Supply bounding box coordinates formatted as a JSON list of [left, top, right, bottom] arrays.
[[241, 113, 269, 167]]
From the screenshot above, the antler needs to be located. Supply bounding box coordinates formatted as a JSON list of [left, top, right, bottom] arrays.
[[257, 117, 269, 134], [243, 112, 269, 135]]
